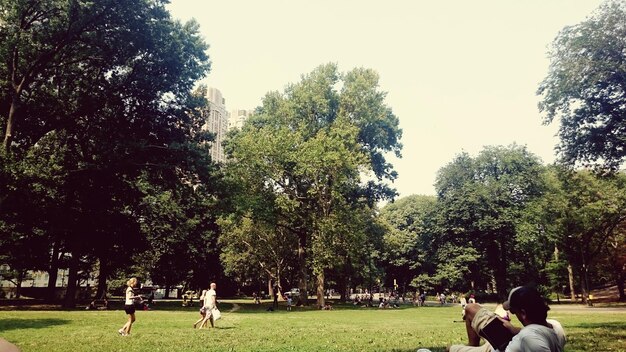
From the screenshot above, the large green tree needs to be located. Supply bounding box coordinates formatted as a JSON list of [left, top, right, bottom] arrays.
[[434, 145, 545, 299], [538, 0, 626, 170], [534, 168, 626, 302], [222, 64, 402, 305], [0, 0, 215, 306], [379, 195, 437, 293]]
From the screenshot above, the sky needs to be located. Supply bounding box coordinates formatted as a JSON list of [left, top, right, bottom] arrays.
[[167, 0, 604, 198]]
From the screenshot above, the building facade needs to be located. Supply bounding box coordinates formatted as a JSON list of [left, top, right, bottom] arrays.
[[204, 87, 229, 163], [229, 109, 254, 130]]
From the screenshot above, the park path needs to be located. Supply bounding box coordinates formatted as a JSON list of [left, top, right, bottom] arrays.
[[228, 303, 240, 313]]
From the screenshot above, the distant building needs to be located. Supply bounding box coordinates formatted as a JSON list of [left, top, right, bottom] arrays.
[[203, 87, 229, 163], [229, 109, 254, 130]]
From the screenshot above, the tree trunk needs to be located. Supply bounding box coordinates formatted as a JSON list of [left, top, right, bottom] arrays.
[[580, 265, 589, 305], [497, 234, 508, 301], [297, 233, 308, 306], [63, 255, 80, 308], [616, 273, 625, 302], [14, 271, 24, 299], [46, 245, 61, 301], [95, 258, 108, 299], [608, 240, 625, 301], [315, 270, 325, 308], [3, 94, 19, 153], [567, 264, 576, 301], [268, 277, 275, 306], [488, 240, 506, 301], [337, 271, 348, 302]]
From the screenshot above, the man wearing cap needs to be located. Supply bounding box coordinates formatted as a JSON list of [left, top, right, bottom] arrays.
[[446, 286, 566, 352]]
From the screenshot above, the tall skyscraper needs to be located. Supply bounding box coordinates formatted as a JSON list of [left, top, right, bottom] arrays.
[[229, 109, 254, 130], [204, 87, 229, 163]]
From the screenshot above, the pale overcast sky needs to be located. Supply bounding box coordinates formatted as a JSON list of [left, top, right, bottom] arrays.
[[167, 0, 604, 197]]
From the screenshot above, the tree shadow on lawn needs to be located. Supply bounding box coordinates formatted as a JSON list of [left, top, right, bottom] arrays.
[[0, 318, 70, 331], [569, 321, 626, 340], [572, 322, 626, 329]]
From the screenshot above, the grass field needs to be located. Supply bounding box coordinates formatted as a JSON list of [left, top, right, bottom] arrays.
[[0, 300, 624, 352]]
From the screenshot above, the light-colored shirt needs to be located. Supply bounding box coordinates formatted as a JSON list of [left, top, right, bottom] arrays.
[[204, 289, 217, 309], [125, 287, 135, 305], [504, 319, 566, 352]]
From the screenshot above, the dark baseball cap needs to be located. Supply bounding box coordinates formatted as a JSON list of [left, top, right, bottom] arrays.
[[503, 286, 545, 313]]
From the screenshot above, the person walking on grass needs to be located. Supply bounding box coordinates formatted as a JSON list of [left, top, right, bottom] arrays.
[[199, 282, 218, 329], [119, 277, 142, 336], [193, 289, 208, 328]]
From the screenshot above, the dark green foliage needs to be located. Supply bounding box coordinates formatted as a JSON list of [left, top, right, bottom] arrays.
[[0, 0, 217, 305], [538, 0, 626, 170], [434, 145, 545, 298]]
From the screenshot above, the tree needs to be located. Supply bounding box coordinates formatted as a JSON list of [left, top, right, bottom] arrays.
[[219, 214, 298, 297], [540, 169, 626, 302], [538, 0, 626, 170], [435, 145, 545, 299], [223, 64, 402, 305], [379, 195, 437, 293], [0, 0, 214, 306]]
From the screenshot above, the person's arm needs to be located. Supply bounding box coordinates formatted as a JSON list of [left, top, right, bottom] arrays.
[[127, 288, 142, 301], [498, 317, 521, 335]]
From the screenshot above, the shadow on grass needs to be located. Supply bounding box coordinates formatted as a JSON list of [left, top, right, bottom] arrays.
[[571, 322, 626, 329], [389, 347, 445, 352], [0, 318, 70, 331]]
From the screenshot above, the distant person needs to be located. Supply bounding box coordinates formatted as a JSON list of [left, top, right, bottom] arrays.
[[193, 289, 208, 328], [287, 296, 293, 311], [468, 294, 476, 304], [118, 277, 142, 336], [199, 283, 218, 328], [460, 294, 467, 308], [447, 286, 566, 352]]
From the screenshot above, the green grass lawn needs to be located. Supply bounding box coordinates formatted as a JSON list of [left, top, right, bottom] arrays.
[[1, 301, 624, 352]]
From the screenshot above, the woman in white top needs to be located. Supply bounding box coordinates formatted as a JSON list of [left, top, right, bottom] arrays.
[[119, 277, 141, 336], [193, 290, 208, 328]]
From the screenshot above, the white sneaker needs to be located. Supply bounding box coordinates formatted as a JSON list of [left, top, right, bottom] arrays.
[[118, 329, 127, 336]]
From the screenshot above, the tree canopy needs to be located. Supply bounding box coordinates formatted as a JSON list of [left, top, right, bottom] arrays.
[[0, 0, 218, 306], [221, 63, 402, 305], [538, 0, 626, 170]]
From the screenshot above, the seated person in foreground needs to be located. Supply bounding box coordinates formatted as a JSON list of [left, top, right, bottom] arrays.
[[447, 285, 566, 352]]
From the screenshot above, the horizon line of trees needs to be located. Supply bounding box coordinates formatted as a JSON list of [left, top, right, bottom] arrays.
[[1, 0, 625, 306]]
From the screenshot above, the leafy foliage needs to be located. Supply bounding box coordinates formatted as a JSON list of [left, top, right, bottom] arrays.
[[0, 0, 217, 305], [434, 145, 545, 297], [221, 63, 402, 304], [538, 0, 626, 170]]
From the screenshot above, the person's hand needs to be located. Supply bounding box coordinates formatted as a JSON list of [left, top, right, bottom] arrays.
[[498, 317, 521, 335]]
